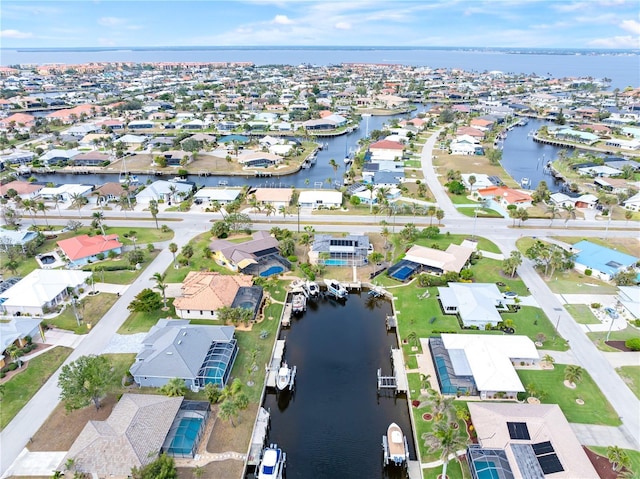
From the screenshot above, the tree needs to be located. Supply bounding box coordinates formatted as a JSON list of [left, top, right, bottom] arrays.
[[151, 272, 168, 309], [69, 193, 88, 218], [149, 199, 159, 228], [211, 220, 229, 238], [279, 237, 295, 258], [204, 382, 221, 404], [328, 158, 339, 184], [130, 454, 177, 479], [224, 212, 252, 233], [607, 446, 631, 472], [37, 201, 50, 228], [127, 249, 144, 268], [91, 211, 106, 236], [436, 208, 445, 225], [422, 420, 468, 479], [181, 244, 194, 266], [502, 250, 522, 278], [468, 175, 476, 194], [219, 397, 239, 427], [515, 207, 529, 227], [168, 242, 178, 267], [128, 288, 162, 313], [613, 267, 638, 286], [546, 205, 559, 226], [58, 355, 114, 411], [563, 204, 576, 227], [564, 365, 584, 387], [159, 377, 186, 397]]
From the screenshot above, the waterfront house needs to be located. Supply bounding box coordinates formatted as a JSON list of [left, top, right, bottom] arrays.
[[475, 186, 533, 209], [174, 271, 261, 320], [252, 188, 293, 210], [577, 164, 622, 178], [127, 120, 154, 130], [92, 182, 131, 204], [574, 194, 598, 209], [298, 190, 343, 209], [549, 192, 576, 208], [572, 240, 639, 282], [236, 151, 282, 168], [57, 234, 122, 267], [70, 152, 111, 167], [115, 134, 148, 149], [130, 319, 238, 389], [368, 139, 404, 161], [0, 269, 91, 316], [0, 113, 35, 130], [0, 180, 43, 200], [467, 403, 598, 478], [437, 282, 508, 328], [0, 150, 35, 165], [193, 187, 242, 205], [40, 148, 81, 166], [308, 234, 370, 267], [135, 180, 194, 205], [39, 184, 93, 202], [209, 230, 286, 274], [406, 243, 475, 276]]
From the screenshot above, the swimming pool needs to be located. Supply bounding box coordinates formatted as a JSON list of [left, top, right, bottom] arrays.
[[473, 460, 501, 479], [39, 255, 56, 265], [434, 356, 467, 395], [167, 417, 203, 456], [324, 258, 349, 266], [260, 265, 284, 277]]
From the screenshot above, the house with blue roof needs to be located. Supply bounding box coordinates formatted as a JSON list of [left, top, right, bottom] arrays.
[[572, 240, 639, 282]]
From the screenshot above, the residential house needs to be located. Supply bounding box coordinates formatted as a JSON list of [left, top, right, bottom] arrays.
[[405, 243, 475, 275], [430, 334, 538, 398], [115, 134, 148, 149], [92, 182, 130, 204], [574, 194, 598, 209], [0, 229, 39, 251], [0, 150, 35, 165], [40, 148, 81, 166], [135, 180, 194, 205], [39, 184, 93, 202], [308, 234, 370, 267], [450, 135, 482, 156], [174, 271, 261, 320], [252, 188, 293, 210], [438, 282, 510, 328], [623, 192, 640, 211], [130, 319, 238, 389], [157, 150, 191, 167], [57, 234, 123, 267], [572, 240, 638, 282], [71, 152, 111, 167], [209, 230, 286, 274], [467, 403, 598, 478], [193, 187, 242, 205], [368, 139, 404, 161], [127, 120, 154, 130], [298, 190, 343, 209], [617, 286, 640, 319], [0, 180, 43, 200], [0, 269, 91, 316], [0, 113, 35, 130], [0, 318, 41, 367], [236, 151, 282, 168], [475, 186, 533, 210]]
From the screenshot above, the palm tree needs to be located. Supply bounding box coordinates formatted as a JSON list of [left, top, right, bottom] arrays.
[[422, 420, 468, 479], [219, 397, 239, 427], [427, 394, 456, 423], [36, 201, 50, 228], [563, 204, 576, 227], [52, 195, 63, 217], [427, 205, 436, 226], [21, 199, 37, 226], [436, 208, 445, 225], [149, 199, 159, 228], [278, 205, 288, 219], [69, 193, 88, 218], [159, 377, 186, 397], [365, 183, 375, 213], [92, 211, 106, 236], [328, 158, 339, 184], [181, 244, 194, 266], [547, 205, 559, 226], [264, 203, 275, 222], [151, 272, 168, 309], [542, 354, 555, 366], [169, 242, 178, 267], [607, 445, 631, 472], [116, 194, 131, 218], [468, 175, 476, 195], [564, 365, 584, 387]]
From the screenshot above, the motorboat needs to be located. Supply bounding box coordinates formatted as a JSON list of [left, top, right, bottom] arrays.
[[257, 444, 286, 479], [305, 280, 320, 298], [291, 292, 307, 314], [276, 362, 295, 391], [520, 177, 530, 188], [383, 422, 409, 467], [323, 279, 348, 300], [119, 174, 139, 185]]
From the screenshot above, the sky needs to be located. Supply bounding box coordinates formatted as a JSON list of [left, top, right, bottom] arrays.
[[1, 0, 639, 50]]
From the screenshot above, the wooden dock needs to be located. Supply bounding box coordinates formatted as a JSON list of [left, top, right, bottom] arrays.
[[391, 348, 408, 393], [281, 303, 292, 328], [247, 407, 270, 466], [265, 340, 286, 388]]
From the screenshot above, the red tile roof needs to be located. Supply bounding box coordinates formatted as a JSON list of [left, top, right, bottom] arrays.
[[369, 139, 404, 150], [476, 186, 532, 205], [57, 234, 122, 261]]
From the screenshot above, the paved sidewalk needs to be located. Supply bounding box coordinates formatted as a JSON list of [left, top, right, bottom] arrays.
[[537, 349, 577, 364], [39, 328, 85, 349], [100, 333, 146, 354], [570, 424, 637, 449]]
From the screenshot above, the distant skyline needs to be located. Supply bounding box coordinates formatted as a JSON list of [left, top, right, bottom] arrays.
[[1, 0, 639, 50]]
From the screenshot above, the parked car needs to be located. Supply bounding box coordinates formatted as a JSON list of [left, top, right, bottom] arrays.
[[604, 307, 619, 319], [503, 291, 518, 299]]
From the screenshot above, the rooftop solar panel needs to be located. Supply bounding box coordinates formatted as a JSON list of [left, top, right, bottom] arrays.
[[537, 453, 564, 474], [532, 441, 554, 455], [507, 422, 531, 440]]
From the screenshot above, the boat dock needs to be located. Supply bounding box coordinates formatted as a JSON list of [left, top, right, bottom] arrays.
[[377, 348, 408, 394], [266, 340, 286, 389], [247, 407, 271, 466], [281, 303, 292, 328]]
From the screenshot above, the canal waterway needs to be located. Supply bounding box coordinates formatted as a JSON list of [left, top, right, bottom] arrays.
[[261, 292, 415, 479]]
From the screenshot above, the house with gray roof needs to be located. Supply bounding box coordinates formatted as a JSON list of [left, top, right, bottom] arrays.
[[130, 319, 237, 390], [309, 234, 370, 267], [209, 230, 288, 275], [438, 283, 510, 328]]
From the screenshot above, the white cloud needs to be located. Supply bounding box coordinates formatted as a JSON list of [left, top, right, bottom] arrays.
[[98, 37, 117, 46], [273, 15, 294, 25], [98, 16, 128, 27], [620, 19, 640, 34], [0, 29, 33, 39], [589, 35, 640, 48], [335, 22, 351, 30]]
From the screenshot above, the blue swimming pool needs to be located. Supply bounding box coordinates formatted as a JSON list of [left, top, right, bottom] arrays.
[[473, 460, 501, 479], [167, 417, 203, 456], [260, 265, 284, 277], [325, 258, 349, 266], [435, 356, 467, 395]]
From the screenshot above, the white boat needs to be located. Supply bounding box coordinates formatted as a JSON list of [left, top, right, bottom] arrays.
[[383, 422, 409, 467], [119, 174, 139, 185], [276, 362, 293, 391], [291, 293, 306, 314], [257, 444, 286, 479], [305, 281, 320, 298], [323, 279, 348, 299], [343, 156, 352, 164], [520, 177, 530, 188]]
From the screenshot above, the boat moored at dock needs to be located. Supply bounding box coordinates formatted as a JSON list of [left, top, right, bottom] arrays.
[[276, 361, 296, 392], [291, 292, 307, 314], [323, 279, 348, 300], [257, 444, 286, 479], [383, 422, 409, 467]]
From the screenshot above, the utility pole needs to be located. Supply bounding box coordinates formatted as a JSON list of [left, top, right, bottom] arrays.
[[71, 298, 81, 327]]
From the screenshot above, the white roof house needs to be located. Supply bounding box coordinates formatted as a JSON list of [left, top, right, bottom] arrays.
[[0, 269, 91, 316], [623, 192, 640, 211], [437, 282, 508, 328], [135, 180, 193, 204], [298, 190, 343, 209], [39, 183, 93, 201], [617, 286, 640, 319], [405, 244, 475, 274], [461, 173, 494, 190], [441, 334, 538, 396], [193, 187, 242, 204]]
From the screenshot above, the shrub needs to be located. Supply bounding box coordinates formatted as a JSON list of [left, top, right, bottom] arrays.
[[590, 303, 601, 309], [161, 224, 170, 233], [625, 338, 640, 351], [7, 363, 18, 371], [287, 255, 298, 263], [585, 269, 592, 276]]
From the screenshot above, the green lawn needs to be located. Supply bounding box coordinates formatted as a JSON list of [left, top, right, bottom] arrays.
[[0, 346, 73, 430], [502, 306, 569, 351], [457, 207, 504, 219], [163, 232, 234, 282], [447, 193, 476, 205], [588, 326, 640, 352], [47, 293, 118, 334], [589, 446, 640, 475], [118, 299, 176, 334], [565, 304, 600, 325], [86, 250, 160, 285], [423, 459, 469, 479], [517, 365, 621, 426], [103, 225, 174, 246], [617, 366, 640, 400], [471, 259, 529, 296]]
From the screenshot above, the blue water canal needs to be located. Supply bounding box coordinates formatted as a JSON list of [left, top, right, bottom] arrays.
[[261, 293, 415, 479]]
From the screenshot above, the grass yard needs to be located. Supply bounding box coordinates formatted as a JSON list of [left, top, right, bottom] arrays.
[[588, 326, 640, 352], [87, 250, 160, 285], [502, 306, 569, 351], [589, 446, 640, 476], [457, 207, 504, 218], [617, 366, 640, 400], [0, 346, 72, 430], [47, 292, 118, 333], [517, 365, 620, 426], [565, 304, 600, 325], [103, 225, 174, 246], [118, 299, 176, 334], [423, 459, 469, 479], [471, 259, 529, 295], [163, 232, 235, 283]]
